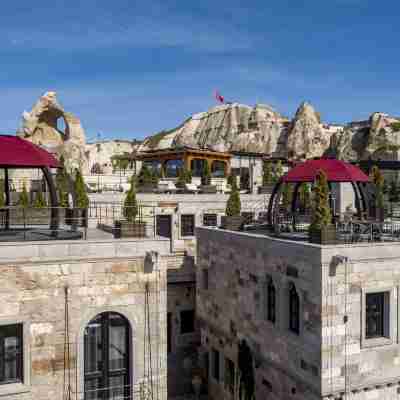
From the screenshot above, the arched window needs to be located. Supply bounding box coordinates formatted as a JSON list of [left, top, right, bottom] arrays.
[[289, 283, 300, 334], [267, 280, 276, 323], [84, 312, 131, 400]]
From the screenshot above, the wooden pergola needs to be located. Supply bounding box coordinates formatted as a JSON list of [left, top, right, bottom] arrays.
[[0, 135, 60, 230], [138, 146, 232, 177]]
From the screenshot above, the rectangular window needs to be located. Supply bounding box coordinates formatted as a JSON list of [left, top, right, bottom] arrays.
[[366, 292, 388, 339], [203, 213, 217, 227], [180, 310, 195, 334], [0, 324, 23, 384], [212, 349, 220, 381], [181, 214, 195, 237], [224, 358, 235, 393], [203, 269, 209, 290]]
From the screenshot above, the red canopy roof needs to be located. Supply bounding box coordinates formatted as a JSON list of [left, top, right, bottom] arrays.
[[282, 158, 370, 183], [0, 135, 60, 168]]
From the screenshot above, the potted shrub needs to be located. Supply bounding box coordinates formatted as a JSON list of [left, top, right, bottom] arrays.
[[73, 169, 89, 228], [259, 161, 275, 194], [137, 165, 157, 193], [273, 160, 284, 183], [176, 167, 192, 190], [298, 183, 311, 213], [31, 189, 50, 225], [372, 166, 385, 222], [200, 161, 216, 193], [0, 179, 5, 208], [56, 156, 71, 223], [309, 170, 336, 244], [221, 180, 243, 231], [114, 177, 146, 238]]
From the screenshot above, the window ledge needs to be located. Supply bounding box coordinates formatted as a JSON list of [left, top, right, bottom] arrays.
[[0, 383, 30, 397], [362, 336, 393, 349]]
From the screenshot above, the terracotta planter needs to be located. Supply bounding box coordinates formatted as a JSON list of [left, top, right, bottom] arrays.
[[114, 220, 147, 238], [221, 215, 244, 231], [309, 225, 337, 245]]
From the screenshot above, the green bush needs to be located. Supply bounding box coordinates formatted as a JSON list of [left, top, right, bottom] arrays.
[[226, 179, 241, 217], [138, 165, 153, 186], [177, 167, 192, 186], [33, 190, 47, 208], [371, 166, 385, 209], [56, 156, 69, 207], [262, 161, 273, 186], [18, 182, 30, 208], [201, 162, 211, 186], [273, 160, 283, 182], [390, 121, 400, 131], [310, 170, 331, 230], [0, 179, 4, 207], [281, 183, 293, 210], [123, 177, 138, 222], [298, 182, 311, 210], [74, 169, 89, 209]]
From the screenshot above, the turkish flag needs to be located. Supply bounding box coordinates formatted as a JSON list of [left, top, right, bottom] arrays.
[[214, 90, 224, 104]]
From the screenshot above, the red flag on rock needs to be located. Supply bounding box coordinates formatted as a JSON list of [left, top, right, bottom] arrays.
[[214, 90, 224, 104]]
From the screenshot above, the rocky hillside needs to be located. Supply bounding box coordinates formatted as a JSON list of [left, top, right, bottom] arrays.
[[139, 102, 400, 162]]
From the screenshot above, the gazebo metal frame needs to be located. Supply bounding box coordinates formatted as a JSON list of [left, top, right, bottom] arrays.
[[0, 135, 60, 230], [267, 158, 372, 229]]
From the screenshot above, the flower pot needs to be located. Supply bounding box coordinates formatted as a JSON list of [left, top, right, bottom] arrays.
[[221, 215, 244, 231], [114, 220, 147, 238], [309, 225, 337, 245]]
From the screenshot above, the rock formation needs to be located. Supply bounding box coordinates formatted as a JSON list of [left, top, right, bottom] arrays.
[[17, 92, 88, 172], [285, 102, 330, 160], [139, 103, 288, 154], [140, 101, 400, 163]]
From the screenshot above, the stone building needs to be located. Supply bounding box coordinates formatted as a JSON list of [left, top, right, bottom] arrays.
[[0, 238, 169, 400], [196, 227, 400, 400]]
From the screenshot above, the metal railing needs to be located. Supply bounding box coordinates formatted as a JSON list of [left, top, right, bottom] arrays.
[[269, 212, 400, 244]]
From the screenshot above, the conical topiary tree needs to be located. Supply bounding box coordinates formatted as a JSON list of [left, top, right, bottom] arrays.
[[18, 182, 30, 208], [0, 179, 4, 207], [138, 164, 152, 186], [298, 182, 311, 211], [123, 177, 138, 223], [281, 183, 293, 210], [371, 166, 385, 218], [226, 178, 241, 217], [74, 169, 89, 209], [201, 161, 211, 186], [177, 167, 192, 187], [273, 160, 283, 182], [33, 190, 47, 208], [262, 161, 273, 186], [56, 156, 69, 207], [310, 170, 331, 230]]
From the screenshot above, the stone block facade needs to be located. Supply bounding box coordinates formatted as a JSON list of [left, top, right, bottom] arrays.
[[196, 227, 400, 400], [0, 239, 168, 400]]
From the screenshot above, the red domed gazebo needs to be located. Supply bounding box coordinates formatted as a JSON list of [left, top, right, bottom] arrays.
[[267, 158, 371, 228], [0, 135, 60, 230]]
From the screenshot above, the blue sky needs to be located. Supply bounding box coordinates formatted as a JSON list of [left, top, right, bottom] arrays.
[[1, 0, 399, 140]]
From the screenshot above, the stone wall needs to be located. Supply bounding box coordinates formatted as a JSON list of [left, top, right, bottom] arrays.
[[196, 227, 400, 400], [0, 239, 168, 400], [320, 243, 400, 399], [196, 228, 323, 400]]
